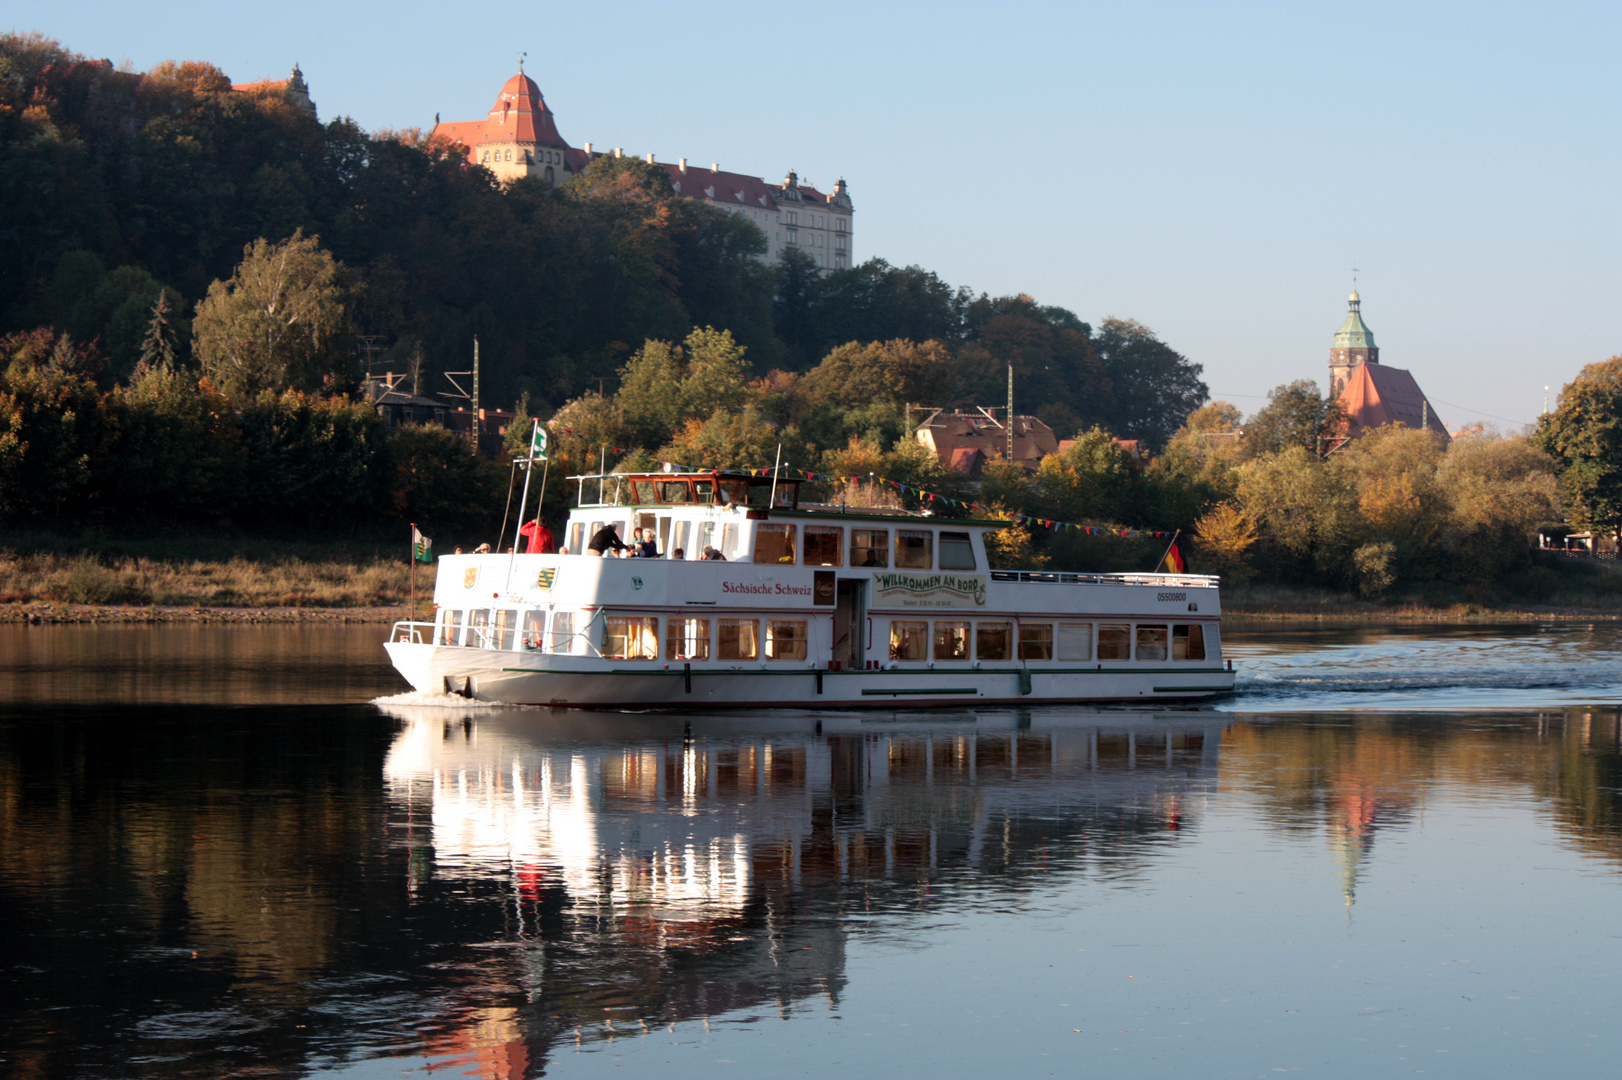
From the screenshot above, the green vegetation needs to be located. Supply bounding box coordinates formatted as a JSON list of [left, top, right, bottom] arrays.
[[4, 33, 1620, 613]]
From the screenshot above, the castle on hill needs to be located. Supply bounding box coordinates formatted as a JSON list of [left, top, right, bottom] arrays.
[[1327, 291, 1448, 444], [430, 66, 853, 273]]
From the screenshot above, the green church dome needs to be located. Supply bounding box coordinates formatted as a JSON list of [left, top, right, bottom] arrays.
[[1334, 291, 1376, 351]]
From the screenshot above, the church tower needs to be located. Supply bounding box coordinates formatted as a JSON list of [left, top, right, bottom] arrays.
[[1329, 290, 1379, 399]]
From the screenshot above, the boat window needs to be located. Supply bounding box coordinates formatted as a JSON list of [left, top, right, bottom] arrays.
[[1019, 623, 1053, 661], [694, 479, 716, 504], [1135, 625, 1169, 662], [603, 616, 658, 660], [698, 521, 716, 554], [437, 608, 463, 646], [1173, 624, 1206, 661], [803, 526, 843, 566], [631, 480, 657, 504], [721, 522, 741, 559], [566, 522, 585, 554], [718, 618, 759, 660], [721, 481, 751, 507], [896, 529, 933, 569], [671, 521, 692, 558], [1057, 622, 1093, 661], [467, 609, 490, 648], [934, 620, 970, 661], [549, 611, 575, 654], [666, 617, 710, 660], [772, 481, 798, 509], [657, 480, 693, 503], [522, 611, 544, 649], [753, 523, 797, 564], [939, 531, 976, 571], [851, 529, 889, 568], [766, 619, 808, 660], [976, 621, 1013, 661], [491, 609, 517, 650], [1098, 623, 1130, 660], [889, 620, 929, 661]]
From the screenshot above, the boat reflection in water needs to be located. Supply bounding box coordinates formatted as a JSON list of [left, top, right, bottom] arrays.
[[373, 703, 1227, 1075]]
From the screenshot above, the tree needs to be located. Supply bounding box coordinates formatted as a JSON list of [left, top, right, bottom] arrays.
[[137, 292, 180, 371], [1192, 501, 1258, 583], [1243, 380, 1344, 460], [1533, 357, 1622, 543], [1033, 427, 1137, 525], [1092, 318, 1207, 449], [192, 231, 354, 400]]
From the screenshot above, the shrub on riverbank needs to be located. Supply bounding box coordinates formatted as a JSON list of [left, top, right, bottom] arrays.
[[0, 541, 414, 608]]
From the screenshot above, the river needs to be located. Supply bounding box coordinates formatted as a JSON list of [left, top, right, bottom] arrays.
[[3, 621, 1622, 1078]]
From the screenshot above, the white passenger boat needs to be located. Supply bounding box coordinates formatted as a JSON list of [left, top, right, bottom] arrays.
[[384, 470, 1236, 708]]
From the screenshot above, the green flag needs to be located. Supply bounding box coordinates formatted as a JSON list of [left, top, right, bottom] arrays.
[[530, 423, 548, 460], [412, 525, 433, 563]]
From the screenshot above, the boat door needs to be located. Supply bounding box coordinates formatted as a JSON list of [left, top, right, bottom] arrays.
[[832, 579, 866, 666]]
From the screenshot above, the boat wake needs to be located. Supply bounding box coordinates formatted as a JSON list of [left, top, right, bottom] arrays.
[[1221, 629, 1622, 712], [370, 690, 519, 711]]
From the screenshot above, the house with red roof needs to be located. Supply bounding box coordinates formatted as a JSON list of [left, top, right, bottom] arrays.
[[1326, 291, 1449, 445], [430, 67, 854, 271], [915, 409, 1059, 475]]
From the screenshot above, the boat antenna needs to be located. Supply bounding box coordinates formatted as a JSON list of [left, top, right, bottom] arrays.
[[768, 442, 783, 508], [496, 458, 520, 554], [506, 418, 541, 590]]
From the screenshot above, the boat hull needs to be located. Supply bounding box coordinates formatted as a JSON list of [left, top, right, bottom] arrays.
[[384, 641, 1234, 710]]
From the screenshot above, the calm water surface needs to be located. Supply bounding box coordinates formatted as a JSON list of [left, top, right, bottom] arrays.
[[4, 622, 1622, 1078]]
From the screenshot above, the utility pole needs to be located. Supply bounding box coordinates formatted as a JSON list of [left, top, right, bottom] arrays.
[[1006, 364, 1015, 462], [472, 335, 481, 438]]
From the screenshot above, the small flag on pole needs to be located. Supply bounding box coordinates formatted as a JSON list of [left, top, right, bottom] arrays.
[[1164, 541, 1185, 573], [530, 423, 548, 461], [412, 525, 433, 563]]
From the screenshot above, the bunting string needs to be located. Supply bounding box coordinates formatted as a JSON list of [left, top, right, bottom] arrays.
[[541, 425, 1180, 541]]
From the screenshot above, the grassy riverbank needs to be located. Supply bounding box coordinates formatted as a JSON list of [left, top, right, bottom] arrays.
[[0, 530, 421, 621]]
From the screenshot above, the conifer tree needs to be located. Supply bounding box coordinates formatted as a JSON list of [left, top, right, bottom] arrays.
[[138, 293, 178, 371]]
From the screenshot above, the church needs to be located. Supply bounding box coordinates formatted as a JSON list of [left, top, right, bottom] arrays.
[[431, 67, 854, 273], [1327, 290, 1449, 444]]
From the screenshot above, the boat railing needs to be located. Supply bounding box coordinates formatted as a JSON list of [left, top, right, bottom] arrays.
[[389, 620, 435, 644], [989, 570, 1220, 587]]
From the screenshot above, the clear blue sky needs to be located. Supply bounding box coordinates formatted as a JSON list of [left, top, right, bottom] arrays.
[[23, 1, 1621, 430]]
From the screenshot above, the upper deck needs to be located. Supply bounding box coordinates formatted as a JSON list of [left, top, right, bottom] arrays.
[[438, 470, 1218, 616]]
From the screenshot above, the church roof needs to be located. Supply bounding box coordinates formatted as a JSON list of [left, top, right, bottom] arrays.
[[1338, 362, 1449, 442], [1333, 291, 1377, 351]]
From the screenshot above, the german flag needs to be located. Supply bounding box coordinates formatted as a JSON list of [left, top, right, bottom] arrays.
[[1164, 542, 1185, 573]]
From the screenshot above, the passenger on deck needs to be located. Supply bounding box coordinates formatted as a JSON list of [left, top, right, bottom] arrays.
[[702, 545, 725, 561], [518, 519, 555, 554], [634, 528, 658, 559], [671, 548, 685, 560], [587, 524, 629, 556]]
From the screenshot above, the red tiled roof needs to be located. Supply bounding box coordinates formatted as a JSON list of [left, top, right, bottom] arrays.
[[662, 163, 781, 209], [231, 79, 287, 93], [1337, 363, 1450, 442], [431, 70, 569, 154], [917, 412, 1058, 473]]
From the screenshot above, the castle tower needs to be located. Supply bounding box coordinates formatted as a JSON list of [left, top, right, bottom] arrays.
[[1328, 290, 1379, 399], [432, 65, 575, 185]]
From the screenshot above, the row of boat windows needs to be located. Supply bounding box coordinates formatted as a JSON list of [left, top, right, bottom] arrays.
[[434, 608, 1209, 663], [889, 620, 1207, 663], [432, 608, 807, 660], [566, 519, 977, 570]]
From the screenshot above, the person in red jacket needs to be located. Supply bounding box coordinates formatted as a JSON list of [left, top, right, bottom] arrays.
[[518, 519, 555, 553]]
